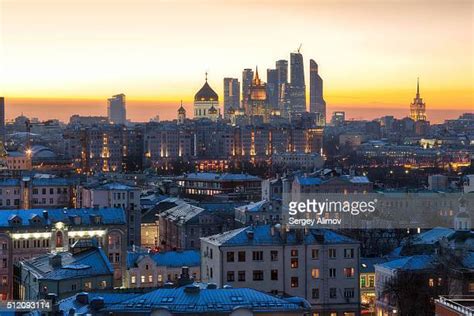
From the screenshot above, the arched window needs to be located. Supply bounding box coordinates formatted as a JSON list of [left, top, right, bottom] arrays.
[[56, 231, 63, 248]]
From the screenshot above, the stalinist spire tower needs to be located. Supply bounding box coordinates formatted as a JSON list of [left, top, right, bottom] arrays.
[[409, 78, 427, 121]]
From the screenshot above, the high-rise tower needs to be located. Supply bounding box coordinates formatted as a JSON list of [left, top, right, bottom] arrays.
[[0, 97, 5, 143], [223, 78, 240, 119], [289, 51, 306, 114], [266, 69, 278, 110], [309, 59, 326, 125], [107, 94, 126, 125], [242, 68, 254, 108], [410, 78, 427, 121]]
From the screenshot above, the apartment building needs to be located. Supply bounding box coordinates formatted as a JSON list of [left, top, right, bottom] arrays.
[[77, 182, 141, 246], [201, 224, 361, 315], [0, 207, 127, 300]]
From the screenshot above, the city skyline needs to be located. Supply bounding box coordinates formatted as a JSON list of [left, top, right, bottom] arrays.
[[1, 0, 472, 122]]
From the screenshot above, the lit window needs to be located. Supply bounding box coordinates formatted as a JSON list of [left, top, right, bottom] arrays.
[[131, 276, 136, 284], [344, 267, 355, 278], [311, 268, 320, 279]]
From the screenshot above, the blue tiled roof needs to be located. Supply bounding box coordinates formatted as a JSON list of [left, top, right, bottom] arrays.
[[31, 178, 71, 186], [0, 208, 126, 227], [103, 286, 309, 314], [296, 176, 322, 186], [0, 179, 21, 186], [202, 224, 359, 246], [153, 250, 200, 268], [375, 255, 435, 271], [361, 257, 390, 273], [58, 292, 142, 315], [24, 248, 113, 281]]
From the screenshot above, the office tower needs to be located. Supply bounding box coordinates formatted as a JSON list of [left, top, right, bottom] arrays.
[[290, 52, 306, 114], [276, 60, 288, 113], [107, 94, 126, 125], [223, 78, 240, 119], [242, 68, 254, 108], [266, 69, 278, 110], [410, 78, 427, 121], [309, 59, 327, 125], [331, 111, 345, 126], [0, 97, 5, 143], [194, 73, 220, 121]]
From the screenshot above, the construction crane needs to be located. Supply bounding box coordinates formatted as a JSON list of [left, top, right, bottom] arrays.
[[297, 43, 302, 53]]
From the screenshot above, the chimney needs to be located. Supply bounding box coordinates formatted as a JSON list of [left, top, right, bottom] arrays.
[[75, 292, 89, 305], [271, 225, 275, 236], [50, 254, 62, 268], [184, 284, 200, 294], [90, 297, 105, 310], [246, 230, 254, 240], [43, 210, 49, 220]]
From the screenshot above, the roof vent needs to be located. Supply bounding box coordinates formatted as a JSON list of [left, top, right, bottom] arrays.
[[223, 284, 233, 289], [163, 282, 174, 289], [76, 292, 89, 305], [43, 210, 49, 220], [246, 230, 254, 240], [207, 283, 217, 289]]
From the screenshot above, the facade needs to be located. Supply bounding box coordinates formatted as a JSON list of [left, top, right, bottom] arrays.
[[177, 172, 262, 202], [201, 225, 361, 315], [158, 201, 234, 250], [125, 250, 200, 288], [194, 74, 220, 120], [76, 182, 141, 247], [409, 78, 427, 122], [0, 207, 127, 300], [57, 284, 311, 315], [309, 59, 326, 125], [5, 151, 32, 170], [107, 94, 127, 125], [223, 78, 240, 119], [234, 200, 282, 226], [272, 152, 324, 170], [0, 177, 73, 210], [16, 240, 114, 300]]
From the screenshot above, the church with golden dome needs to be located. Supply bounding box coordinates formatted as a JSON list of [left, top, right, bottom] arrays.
[[194, 73, 220, 121]]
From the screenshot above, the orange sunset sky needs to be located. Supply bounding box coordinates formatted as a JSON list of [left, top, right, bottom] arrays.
[[0, 0, 472, 123]]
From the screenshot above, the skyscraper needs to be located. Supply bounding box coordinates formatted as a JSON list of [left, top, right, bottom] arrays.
[[0, 97, 5, 143], [244, 67, 270, 121], [242, 68, 254, 108], [309, 59, 326, 125], [223, 78, 240, 119], [107, 94, 126, 125], [410, 78, 427, 121], [266, 69, 278, 110], [289, 52, 306, 114]]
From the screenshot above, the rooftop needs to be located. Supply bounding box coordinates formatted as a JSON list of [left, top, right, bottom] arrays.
[[58, 285, 310, 314], [179, 172, 261, 182], [0, 207, 126, 227], [127, 250, 201, 269], [201, 224, 359, 247]]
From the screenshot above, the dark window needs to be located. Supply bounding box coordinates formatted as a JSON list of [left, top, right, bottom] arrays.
[[227, 271, 235, 282], [252, 251, 263, 261], [227, 252, 234, 262], [312, 288, 319, 299], [291, 277, 299, 288], [238, 251, 246, 262], [270, 250, 278, 261], [238, 271, 245, 282], [271, 269, 278, 280], [253, 270, 264, 281]]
